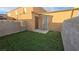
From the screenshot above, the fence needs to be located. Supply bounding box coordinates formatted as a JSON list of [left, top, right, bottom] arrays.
[[61, 16, 79, 51], [0, 20, 26, 37]]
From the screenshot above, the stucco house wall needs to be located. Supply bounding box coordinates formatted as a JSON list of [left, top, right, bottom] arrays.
[[33, 7, 46, 14], [7, 7, 79, 32], [7, 7, 33, 20], [7, 7, 46, 20], [45, 9, 79, 32], [7, 7, 48, 31]]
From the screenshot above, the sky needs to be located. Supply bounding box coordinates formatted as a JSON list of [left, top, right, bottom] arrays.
[[44, 7, 73, 12], [0, 7, 74, 14], [0, 7, 16, 14]]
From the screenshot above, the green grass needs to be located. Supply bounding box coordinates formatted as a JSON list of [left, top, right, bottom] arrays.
[[0, 31, 64, 51]]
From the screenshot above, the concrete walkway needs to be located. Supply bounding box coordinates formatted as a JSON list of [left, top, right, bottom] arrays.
[[34, 29, 48, 34]]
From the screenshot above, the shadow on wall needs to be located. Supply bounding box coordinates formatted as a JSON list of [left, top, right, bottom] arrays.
[[51, 22, 62, 32], [8, 16, 16, 20]]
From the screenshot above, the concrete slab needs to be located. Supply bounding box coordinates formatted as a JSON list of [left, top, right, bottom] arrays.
[[34, 29, 48, 34]]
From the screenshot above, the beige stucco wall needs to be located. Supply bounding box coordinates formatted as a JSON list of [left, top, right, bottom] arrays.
[[33, 7, 46, 14], [17, 7, 33, 20], [7, 7, 47, 31], [7, 7, 33, 20], [7, 7, 46, 20], [45, 9, 79, 32]]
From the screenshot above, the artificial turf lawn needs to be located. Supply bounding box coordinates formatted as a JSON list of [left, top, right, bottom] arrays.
[[0, 31, 64, 51]]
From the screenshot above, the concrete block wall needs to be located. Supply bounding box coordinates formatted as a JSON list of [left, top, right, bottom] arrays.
[[0, 20, 26, 37], [61, 17, 79, 51]]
